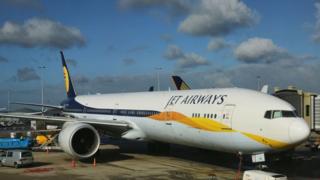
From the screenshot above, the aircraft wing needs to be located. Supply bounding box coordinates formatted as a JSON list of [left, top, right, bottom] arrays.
[[0, 113, 131, 136], [11, 102, 63, 110]]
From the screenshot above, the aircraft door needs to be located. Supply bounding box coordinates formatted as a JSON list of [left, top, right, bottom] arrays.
[[163, 104, 177, 142], [112, 103, 119, 121], [221, 104, 235, 129]]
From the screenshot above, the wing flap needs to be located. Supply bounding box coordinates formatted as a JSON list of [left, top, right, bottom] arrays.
[[11, 102, 63, 110]]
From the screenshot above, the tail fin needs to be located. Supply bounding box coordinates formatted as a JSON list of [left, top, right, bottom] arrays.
[[60, 51, 76, 98], [171, 76, 191, 90]]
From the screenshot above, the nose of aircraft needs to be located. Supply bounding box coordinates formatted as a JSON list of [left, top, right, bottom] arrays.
[[289, 119, 310, 144]]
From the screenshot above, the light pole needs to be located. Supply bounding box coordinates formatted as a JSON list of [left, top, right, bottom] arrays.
[[7, 90, 10, 112], [257, 75, 261, 90], [38, 66, 46, 113], [155, 67, 162, 91]]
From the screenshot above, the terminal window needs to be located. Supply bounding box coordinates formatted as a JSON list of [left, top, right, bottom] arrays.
[[306, 105, 310, 117]]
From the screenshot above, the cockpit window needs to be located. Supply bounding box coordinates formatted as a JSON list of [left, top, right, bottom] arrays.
[[282, 111, 297, 117], [264, 110, 297, 119], [264, 111, 271, 119], [273, 111, 282, 119]]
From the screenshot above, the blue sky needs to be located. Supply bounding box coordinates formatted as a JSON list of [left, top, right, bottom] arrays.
[[0, 0, 320, 108]]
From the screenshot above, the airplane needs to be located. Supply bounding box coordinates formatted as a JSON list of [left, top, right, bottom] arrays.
[[0, 51, 310, 160], [172, 75, 269, 94]]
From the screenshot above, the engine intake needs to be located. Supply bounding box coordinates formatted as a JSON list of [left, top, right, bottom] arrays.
[[58, 122, 100, 159]]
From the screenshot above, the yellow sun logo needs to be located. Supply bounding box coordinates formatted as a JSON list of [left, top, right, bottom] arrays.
[[63, 67, 70, 93]]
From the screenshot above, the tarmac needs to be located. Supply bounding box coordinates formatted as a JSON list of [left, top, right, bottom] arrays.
[[0, 140, 319, 180]]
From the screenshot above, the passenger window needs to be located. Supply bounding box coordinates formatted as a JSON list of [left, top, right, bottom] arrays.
[[214, 114, 217, 119], [210, 114, 213, 118], [273, 111, 282, 119], [264, 111, 271, 119]]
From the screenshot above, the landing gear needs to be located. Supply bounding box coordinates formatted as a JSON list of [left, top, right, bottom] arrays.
[[147, 141, 171, 155], [235, 152, 243, 180], [14, 162, 19, 169]]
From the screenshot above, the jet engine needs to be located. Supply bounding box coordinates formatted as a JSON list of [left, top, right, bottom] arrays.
[[58, 122, 100, 159]]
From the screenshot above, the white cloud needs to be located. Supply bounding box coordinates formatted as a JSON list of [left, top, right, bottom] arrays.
[[0, 18, 85, 49], [178, 0, 258, 37], [120, 0, 257, 37], [16, 67, 39, 81], [234, 37, 288, 63], [163, 44, 209, 69], [118, 0, 193, 16], [207, 38, 230, 51], [164, 44, 184, 60], [177, 52, 209, 69]]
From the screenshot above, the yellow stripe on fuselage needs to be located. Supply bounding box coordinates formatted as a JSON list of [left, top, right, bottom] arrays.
[[149, 111, 234, 132], [241, 132, 289, 149], [148, 111, 289, 149]]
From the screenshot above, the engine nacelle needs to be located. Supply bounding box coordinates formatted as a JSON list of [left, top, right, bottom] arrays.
[[58, 122, 100, 159]]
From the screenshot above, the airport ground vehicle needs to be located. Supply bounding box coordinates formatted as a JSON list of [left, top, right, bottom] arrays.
[[243, 170, 287, 180], [0, 150, 33, 168], [0, 138, 33, 149]]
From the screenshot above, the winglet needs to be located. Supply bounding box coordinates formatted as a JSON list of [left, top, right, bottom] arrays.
[[172, 76, 191, 90], [60, 51, 76, 98]]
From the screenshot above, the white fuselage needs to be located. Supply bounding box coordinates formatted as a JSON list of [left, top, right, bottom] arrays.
[[64, 88, 310, 154]]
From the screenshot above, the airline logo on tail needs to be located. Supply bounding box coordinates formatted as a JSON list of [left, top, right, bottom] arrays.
[[60, 51, 76, 98], [63, 66, 70, 93], [172, 76, 190, 90]]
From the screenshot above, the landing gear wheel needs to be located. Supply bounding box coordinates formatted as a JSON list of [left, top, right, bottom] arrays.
[[14, 162, 19, 169]]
